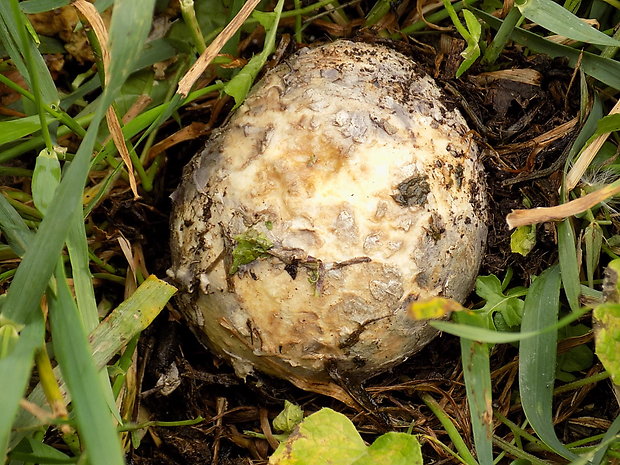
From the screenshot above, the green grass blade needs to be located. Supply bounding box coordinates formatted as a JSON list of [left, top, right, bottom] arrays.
[[0, 0, 158, 453], [103, 0, 157, 106], [483, 6, 523, 64], [0, 115, 47, 145], [224, 0, 285, 107], [10, 436, 74, 464], [0, 194, 33, 256], [19, 0, 71, 14], [0, 318, 44, 462], [9, 276, 176, 449], [472, 8, 620, 89], [558, 219, 581, 312], [431, 306, 590, 342], [66, 207, 123, 424], [48, 263, 124, 465], [421, 393, 479, 465], [0, 3, 59, 108], [1, 125, 102, 323], [590, 415, 620, 465], [455, 314, 494, 465], [515, 0, 620, 46], [519, 265, 579, 461]]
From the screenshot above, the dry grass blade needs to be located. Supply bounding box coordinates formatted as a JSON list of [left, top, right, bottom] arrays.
[[147, 122, 211, 161], [496, 117, 578, 154], [74, 0, 139, 197], [177, 0, 262, 97], [72, 0, 110, 76], [470, 68, 542, 86], [506, 181, 620, 228], [565, 99, 620, 192], [106, 107, 139, 197]]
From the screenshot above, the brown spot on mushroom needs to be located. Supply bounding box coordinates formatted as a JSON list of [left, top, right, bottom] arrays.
[[391, 175, 431, 207]]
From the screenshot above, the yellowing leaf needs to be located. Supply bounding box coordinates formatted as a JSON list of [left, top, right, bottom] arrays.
[[269, 408, 422, 465], [408, 297, 464, 320]]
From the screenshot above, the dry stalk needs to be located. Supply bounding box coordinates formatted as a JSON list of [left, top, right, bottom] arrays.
[[73, 0, 139, 197], [565, 98, 620, 192], [177, 0, 262, 98], [506, 180, 620, 228]]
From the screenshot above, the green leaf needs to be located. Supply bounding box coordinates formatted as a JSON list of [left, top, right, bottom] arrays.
[[230, 228, 274, 274], [594, 298, 620, 385], [456, 10, 482, 78], [454, 312, 493, 465], [510, 225, 536, 256], [31, 148, 61, 216], [515, 0, 620, 46], [558, 219, 581, 313], [273, 401, 304, 434], [269, 408, 366, 465], [471, 8, 620, 89], [269, 408, 422, 465], [48, 263, 125, 465], [0, 115, 46, 145], [584, 222, 603, 288], [475, 274, 526, 328], [519, 265, 578, 461], [353, 432, 423, 465], [224, 0, 284, 107], [441, 0, 481, 77]]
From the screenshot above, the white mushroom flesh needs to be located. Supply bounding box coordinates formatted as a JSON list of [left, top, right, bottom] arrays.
[[169, 40, 488, 384]]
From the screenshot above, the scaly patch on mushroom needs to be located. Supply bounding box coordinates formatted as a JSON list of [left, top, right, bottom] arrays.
[[169, 40, 488, 397]]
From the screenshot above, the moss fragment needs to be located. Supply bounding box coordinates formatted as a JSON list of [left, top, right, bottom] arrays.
[[230, 229, 273, 274]]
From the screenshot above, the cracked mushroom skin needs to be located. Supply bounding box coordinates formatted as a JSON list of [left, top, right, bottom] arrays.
[[169, 40, 487, 387]]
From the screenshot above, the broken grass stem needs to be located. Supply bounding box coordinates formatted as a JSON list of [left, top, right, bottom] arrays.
[[506, 179, 620, 228]]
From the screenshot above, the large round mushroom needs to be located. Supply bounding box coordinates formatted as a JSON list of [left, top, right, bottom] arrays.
[[169, 40, 487, 394]]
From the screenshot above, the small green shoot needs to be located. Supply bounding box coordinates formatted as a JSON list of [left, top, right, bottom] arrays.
[[442, 0, 482, 77], [224, 0, 285, 108], [273, 401, 304, 435]]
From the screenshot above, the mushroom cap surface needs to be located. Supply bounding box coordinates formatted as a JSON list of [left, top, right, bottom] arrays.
[[169, 40, 488, 386]]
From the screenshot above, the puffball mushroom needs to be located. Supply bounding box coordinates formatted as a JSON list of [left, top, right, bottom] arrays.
[[169, 40, 487, 395]]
